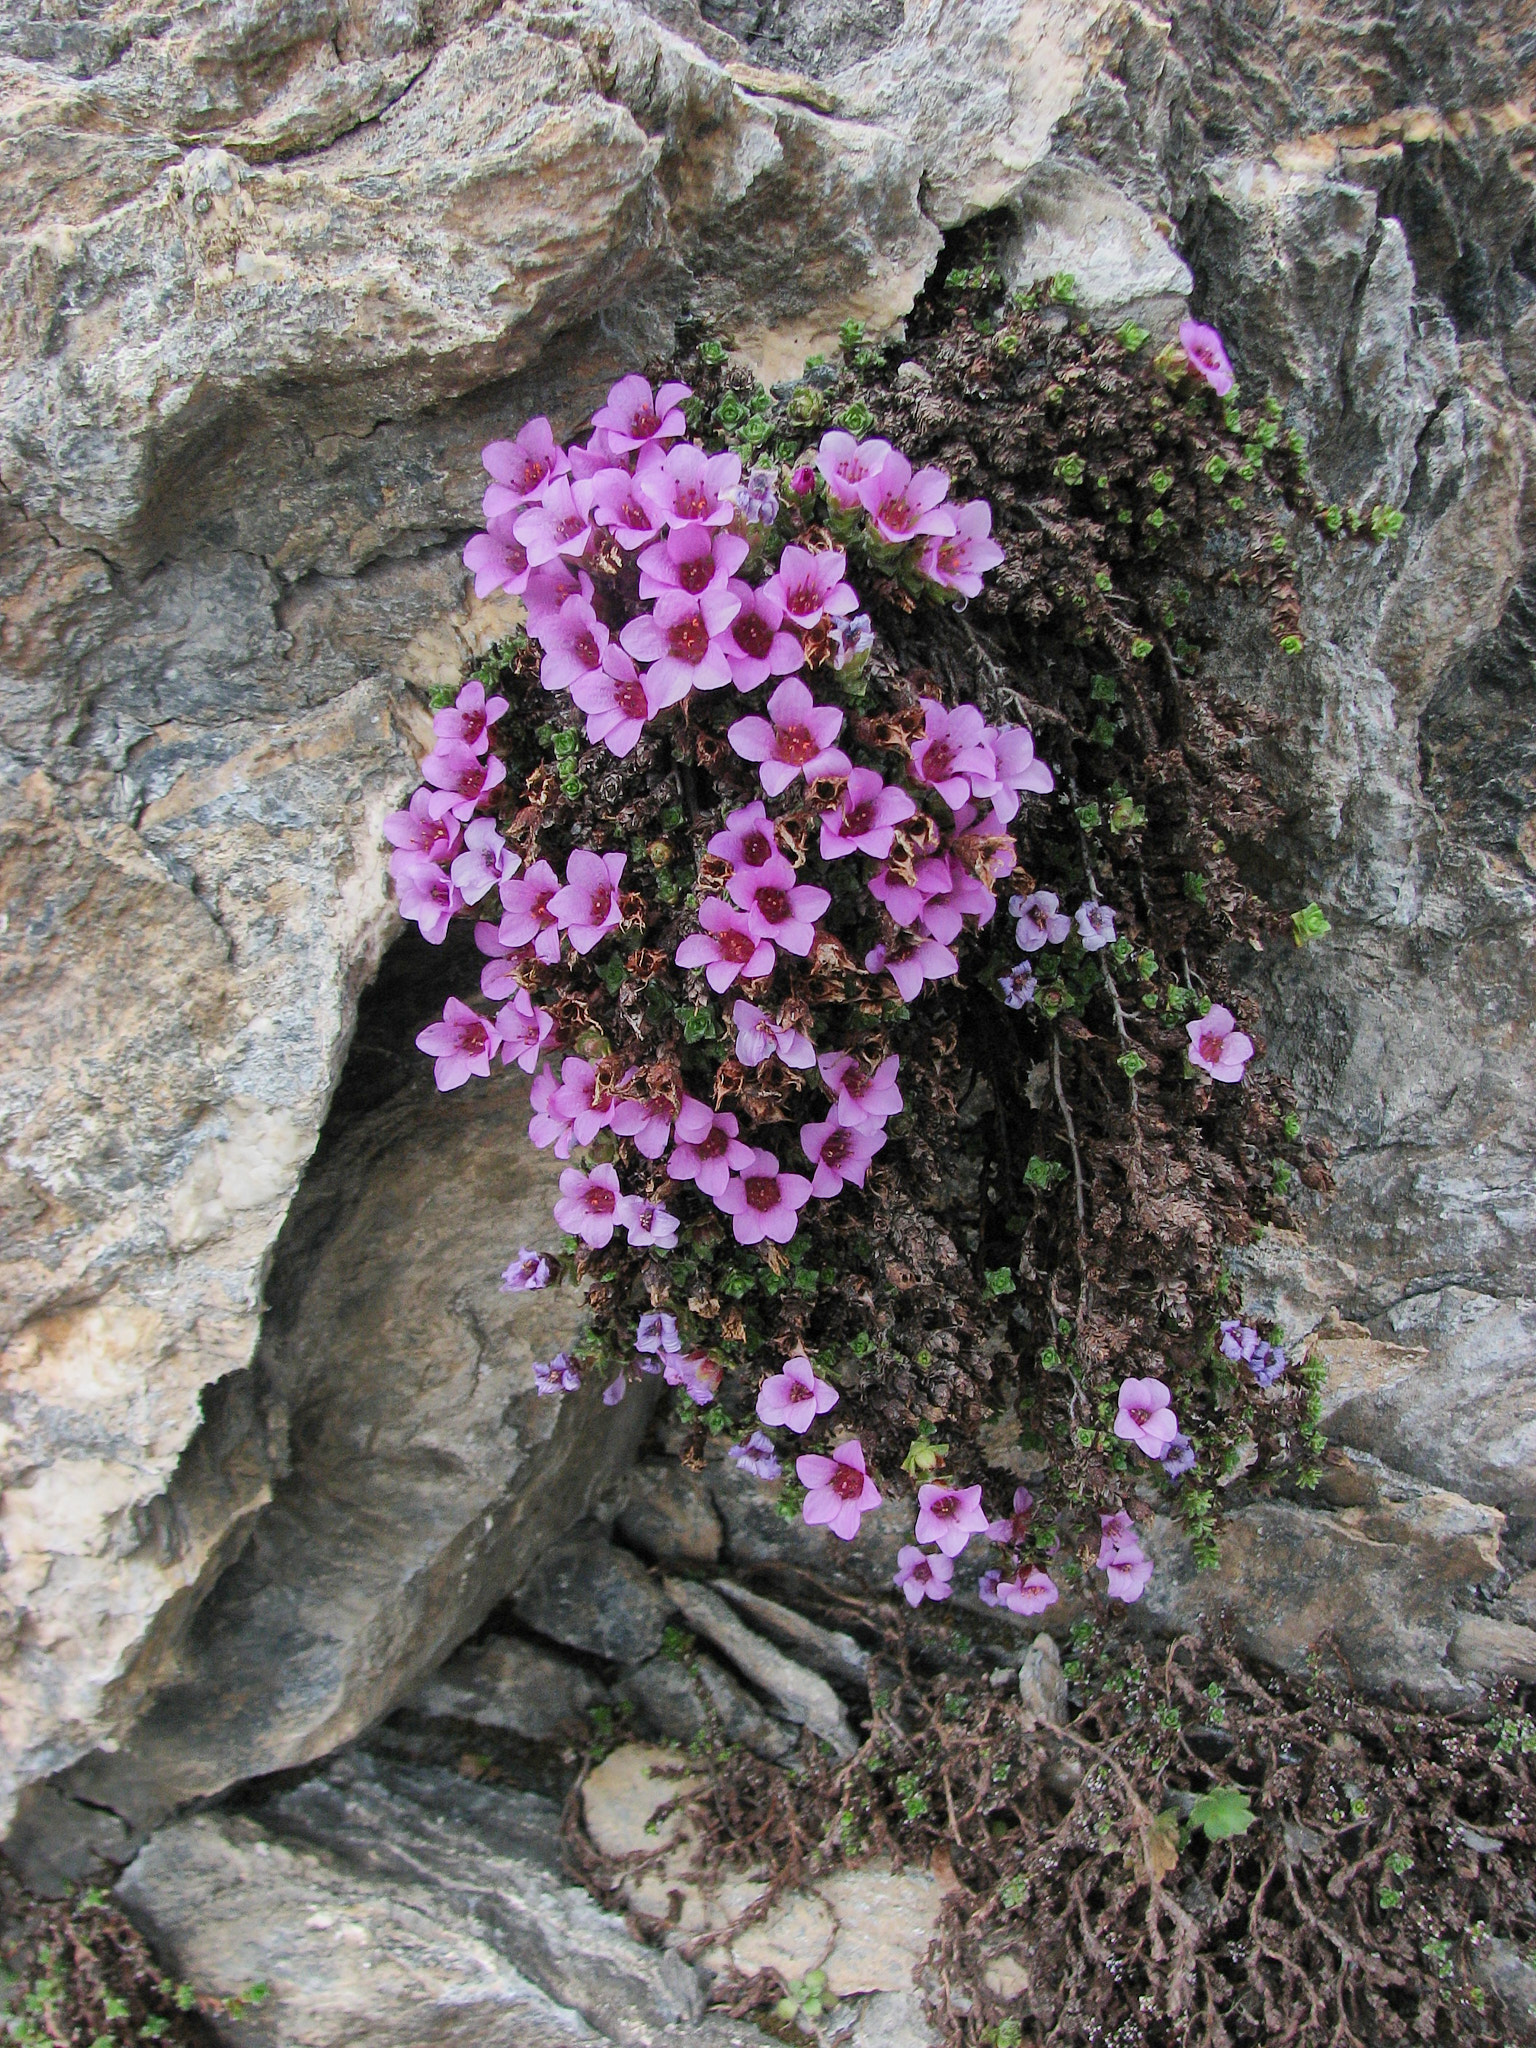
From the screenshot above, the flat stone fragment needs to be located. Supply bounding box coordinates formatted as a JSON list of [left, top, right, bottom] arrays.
[[581, 1743, 706, 1861], [1017, 1632, 1068, 1726], [1451, 1614, 1536, 1684], [712, 1579, 871, 1689], [816, 1865, 945, 1996], [618, 1652, 796, 1760], [515, 1531, 674, 1664], [662, 1578, 858, 1757], [618, 1464, 724, 1568], [729, 1890, 836, 1980], [405, 1636, 606, 1741], [839, 1989, 942, 2048]]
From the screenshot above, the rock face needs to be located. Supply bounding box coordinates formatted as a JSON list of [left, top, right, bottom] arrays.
[[4, 0, 1536, 1885]]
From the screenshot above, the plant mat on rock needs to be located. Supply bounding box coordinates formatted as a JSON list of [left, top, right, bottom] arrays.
[[568, 1618, 1536, 2046]]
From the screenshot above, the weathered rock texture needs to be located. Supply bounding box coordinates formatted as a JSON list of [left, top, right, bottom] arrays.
[[3, 0, 1536, 1849]]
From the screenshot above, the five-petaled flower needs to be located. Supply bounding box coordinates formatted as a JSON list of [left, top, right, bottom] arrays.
[[669, 1096, 754, 1198], [501, 1249, 551, 1292], [730, 1430, 782, 1479], [914, 1482, 990, 1558], [416, 998, 500, 1090], [819, 768, 916, 860], [636, 1310, 682, 1356], [996, 1568, 1059, 1616], [1179, 319, 1235, 397], [763, 544, 858, 629], [728, 678, 851, 797], [495, 988, 556, 1073], [728, 854, 831, 957], [620, 587, 741, 695], [533, 1351, 582, 1396], [590, 374, 691, 452], [1012, 889, 1071, 951], [1186, 1004, 1255, 1084], [550, 850, 626, 955], [800, 1116, 886, 1196], [986, 1486, 1035, 1547], [755, 1352, 839, 1434], [894, 1547, 954, 1607], [733, 1000, 815, 1070], [716, 1148, 814, 1245], [797, 1439, 882, 1540], [1075, 900, 1117, 952], [482, 416, 568, 510], [818, 1050, 903, 1129], [857, 450, 955, 545], [675, 898, 776, 991], [1098, 1510, 1153, 1602], [553, 1163, 625, 1247], [1114, 1376, 1179, 1458], [919, 500, 1005, 597]]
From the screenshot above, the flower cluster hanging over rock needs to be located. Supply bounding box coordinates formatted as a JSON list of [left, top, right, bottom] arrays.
[[387, 278, 1340, 1619]]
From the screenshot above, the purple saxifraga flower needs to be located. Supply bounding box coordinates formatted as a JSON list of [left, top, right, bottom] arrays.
[[867, 859, 947, 931], [498, 858, 563, 965], [733, 466, 780, 526], [1114, 1376, 1179, 1458], [727, 678, 851, 797], [550, 1056, 626, 1144], [797, 1439, 882, 1540], [421, 740, 506, 824], [533, 1351, 582, 1396], [537, 596, 609, 694], [733, 1000, 815, 1071], [755, 1352, 839, 1434], [1220, 1319, 1285, 1386], [857, 449, 955, 545], [590, 374, 691, 452], [553, 1163, 625, 1248], [720, 580, 805, 692], [1179, 319, 1235, 398], [1161, 1433, 1196, 1482], [912, 852, 995, 945], [523, 560, 592, 637], [762, 544, 858, 630], [393, 855, 462, 945], [708, 801, 778, 871], [986, 1487, 1035, 1547], [1186, 1004, 1255, 1084], [495, 988, 556, 1074], [866, 934, 959, 1004], [636, 442, 742, 529], [513, 475, 594, 566], [977, 1569, 1004, 1607], [997, 1568, 1059, 1617], [636, 523, 749, 602], [919, 499, 1005, 598], [616, 1195, 679, 1250], [464, 518, 531, 599], [816, 430, 893, 509], [501, 1249, 551, 1292], [636, 1311, 682, 1356], [818, 1050, 903, 1129], [415, 998, 500, 1090], [482, 417, 568, 510], [549, 849, 626, 955], [386, 787, 459, 866], [620, 586, 741, 696], [609, 1091, 675, 1160], [716, 1147, 814, 1246], [586, 464, 666, 549], [800, 1116, 886, 1197], [674, 898, 776, 991], [1075, 901, 1117, 952], [527, 1064, 576, 1158], [980, 724, 1055, 819], [449, 817, 516, 906], [665, 1351, 722, 1405], [572, 648, 690, 759], [730, 1430, 782, 1480], [668, 1096, 754, 1199], [914, 1482, 990, 1558], [998, 963, 1038, 1010], [728, 854, 832, 958], [1098, 1509, 1153, 1603], [433, 679, 508, 754], [1011, 890, 1071, 951], [895, 1547, 954, 1607], [818, 768, 916, 861], [909, 698, 996, 811]]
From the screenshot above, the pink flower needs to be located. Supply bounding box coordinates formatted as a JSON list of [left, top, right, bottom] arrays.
[[910, 698, 996, 812], [498, 858, 563, 965], [982, 725, 1055, 819], [549, 849, 626, 955], [1012, 890, 1071, 951], [996, 1568, 1058, 1616], [533, 1352, 582, 1395], [815, 430, 893, 510], [550, 1055, 627, 1143], [727, 678, 851, 797], [675, 897, 776, 991], [421, 739, 506, 822], [756, 1352, 839, 1433], [587, 465, 666, 549], [636, 1311, 682, 1355], [591, 374, 691, 452], [797, 1438, 882, 1540], [800, 1116, 885, 1197], [731, 1430, 782, 1480], [762, 544, 858, 629], [636, 442, 742, 528], [913, 1482, 990, 1558], [1098, 1510, 1153, 1603], [433, 678, 509, 754], [464, 519, 531, 598], [415, 997, 501, 1090], [919, 499, 1005, 596], [537, 596, 609, 694], [857, 450, 955, 545], [636, 523, 749, 601], [708, 801, 778, 872], [523, 561, 592, 635], [732, 1000, 815, 1070], [894, 1546, 954, 1607], [720, 579, 806, 691], [482, 417, 568, 509], [668, 1095, 753, 1199], [1179, 318, 1235, 397], [620, 587, 740, 695], [385, 787, 459, 865], [1075, 901, 1117, 952], [450, 818, 516, 905], [1114, 1377, 1179, 1458], [527, 1063, 576, 1157], [513, 475, 595, 566], [665, 1350, 722, 1405], [616, 1195, 679, 1249], [977, 1570, 1004, 1607], [866, 860, 946, 930], [1186, 1004, 1255, 1084], [788, 465, 815, 497], [502, 1249, 552, 1291], [571, 647, 689, 758], [818, 1050, 903, 1129], [818, 768, 916, 860], [912, 853, 995, 945], [609, 1093, 674, 1160], [393, 855, 462, 943], [865, 934, 959, 1003], [728, 854, 831, 957], [495, 988, 556, 1073], [716, 1147, 813, 1245], [986, 1486, 1035, 1547], [553, 1163, 625, 1247]]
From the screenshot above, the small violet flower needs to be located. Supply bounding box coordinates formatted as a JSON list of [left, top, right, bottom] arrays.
[[1186, 1004, 1255, 1084], [727, 678, 851, 797], [762, 544, 858, 630], [590, 373, 691, 452], [1075, 901, 1117, 952], [919, 499, 1005, 598], [495, 988, 557, 1073], [732, 999, 815, 1071], [1179, 319, 1235, 398], [393, 855, 463, 945], [1098, 1510, 1154, 1603], [996, 1568, 1059, 1617], [636, 1311, 682, 1356], [867, 934, 959, 1004], [909, 698, 996, 813], [549, 849, 626, 955], [797, 1438, 882, 1540], [755, 1352, 839, 1434], [533, 1351, 582, 1396], [914, 1482, 990, 1558], [728, 853, 831, 958], [450, 817, 517, 906], [482, 417, 568, 510], [433, 678, 509, 754], [857, 449, 955, 545], [553, 1163, 625, 1248], [815, 430, 893, 509], [636, 442, 742, 529], [818, 768, 917, 861], [415, 997, 500, 1091], [730, 1430, 782, 1480], [620, 586, 741, 695], [421, 739, 506, 823], [385, 787, 459, 866], [800, 1116, 886, 1197], [985, 1487, 1035, 1547], [894, 1547, 954, 1607], [527, 1063, 576, 1158], [668, 1096, 754, 1199], [609, 1092, 675, 1160], [1161, 1433, 1197, 1482], [1011, 890, 1072, 952], [572, 647, 690, 759], [733, 466, 780, 526], [998, 963, 1038, 1010], [818, 1050, 903, 1129], [715, 1147, 814, 1246], [586, 465, 666, 549], [665, 1350, 723, 1405], [829, 613, 875, 670], [788, 464, 816, 497], [709, 800, 778, 871], [537, 595, 609, 693], [720, 579, 805, 692], [1114, 1376, 1179, 1459], [464, 517, 531, 598], [636, 523, 749, 602], [674, 898, 777, 991], [501, 1249, 552, 1292], [512, 475, 594, 566], [616, 1195, 679, 1250], [499, 858, 563, 965], [602, 1372, 630, 1406]]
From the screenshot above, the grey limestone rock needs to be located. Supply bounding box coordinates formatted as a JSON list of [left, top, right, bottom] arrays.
[[662, 1577, 857, 1758], [618, 1650, 796, 1760], [405, 1635, 608, 1742], [514, 1529, 675, 1664], [617, 1462, 724, 1568]]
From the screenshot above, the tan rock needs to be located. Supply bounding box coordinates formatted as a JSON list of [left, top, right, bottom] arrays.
[[817, 1865, 945, 1996], [1451, 1615, 1536, 1685]]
